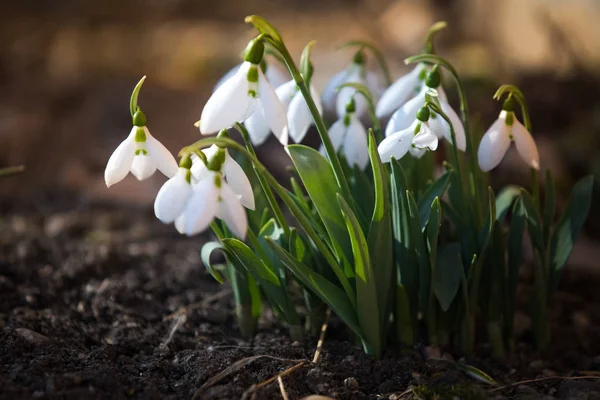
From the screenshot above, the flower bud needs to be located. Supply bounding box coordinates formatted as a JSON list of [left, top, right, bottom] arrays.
[[425, 66, 441, 88], [132, 109, 147, 127]]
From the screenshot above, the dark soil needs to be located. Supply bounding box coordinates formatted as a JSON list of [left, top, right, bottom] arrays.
[[1, 199, 600, 400]]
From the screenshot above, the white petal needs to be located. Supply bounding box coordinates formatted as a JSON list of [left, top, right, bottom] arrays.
[[376, 66, 423, 118], [378, 127, 415, 163], [342, 115, 369, 169], [413, 123, 438, 151], [477, 117, 512, 172], [365, 70, 387, 100], [336, 66, 367, 118], [200, 62, 257, 134], [223, 156, 255, 210], [264, 61, 289, 88], [322, 70, 348, 116], [213, 64, 240, 93], [258, 69, 288, 145], [104, 132, 135, 187], [385, 91, 424, 136], [183, 176, 219, 236], [428, 101, 466, 151], [154, 168, 192, 223], [190, 146, 217, 181], [174, 214, 186, 235], [409, 146, 427, 159], [244, 104, 271, 146], [320, 118, 346, 156], [145, 127, 178, 178], [512, 119, 540, 170], [217, 182, 248, 239], [288, 92, 313, 143], [436, 85, 449, 104], [275, 80, 298, 107], [130, 154, 157, 180]]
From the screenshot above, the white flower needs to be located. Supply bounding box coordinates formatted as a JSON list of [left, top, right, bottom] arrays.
[[384, 86, 465, 151], [104, 126, 178, 187], [214, 60, 288, 93], [478, 110, 539, 172], [378, 119, 438, 163], [200, 61, 288, 144], [376, 64, 426, 118], [154, 166, 193, 224], [320, 111, 369, 169], [322, 62, 385, 120], [178, 171, 249, 239], [246, 80, 322, 145], [190, 145, 255, 210]]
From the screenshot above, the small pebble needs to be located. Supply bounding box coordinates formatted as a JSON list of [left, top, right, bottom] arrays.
[[344, 377, 359, 390], [15, 328, 50, 345]]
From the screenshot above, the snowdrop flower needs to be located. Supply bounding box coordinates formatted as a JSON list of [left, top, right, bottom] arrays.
[[321, 99, 369, 169], [384, 69, 465, 151], [478, 100, 539, 172], [376, 64, 427, 118], [154, 144, 255, 239], [199, 38, 288, 145], [214, 59, 288, 93], [246, 79, 322, 145], [105, 110, 178, 187], [322, 51, 385, 120], [378, 106, 438, 163]]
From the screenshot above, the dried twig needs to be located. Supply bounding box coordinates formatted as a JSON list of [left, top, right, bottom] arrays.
[[192, 355, 306, 399], [312, 308, 331, 364], [278, 376, 290, 400], [159, 313, 186, 350], [489, 375, 600, 393], [241, 361, 306, 400]]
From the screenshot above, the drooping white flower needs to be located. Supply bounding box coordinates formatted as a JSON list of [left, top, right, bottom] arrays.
[[376, 64, 427, 118], [320, 101, 369, 169], [177, 171, 249, 239], [246, 79, 322, 145], [199, 40, 288, 144], [190, 145, 254, 210], [378, 111, 439, 163], [154, 164, 193, 224], [104, 121, 178, 187], [478, 110, 539, 172], [322, 53, 385, 120], [213, 59, 289, 93]]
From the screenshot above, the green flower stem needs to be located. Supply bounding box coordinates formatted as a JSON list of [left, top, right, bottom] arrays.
[[234, 123, 290, 236], [337, 82, 383, 142], [405, 54, 482, 225], [423, 21, 447, 54], [259, 36, 353, 205], [337, 40, 393, 86], [182, 137, 357, 307], [0, 165, 25, 177]]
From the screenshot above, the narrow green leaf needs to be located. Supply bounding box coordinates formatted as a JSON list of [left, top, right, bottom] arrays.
[[495, 185, 521, 222], [200, 242, 227, 284], [407, 191, 430, 315], [287, 145, 354, 276], [418, 171, 451, 228], [266, 238, 362, 338], [506, 197, 525, 345], [520, 189, 545, 252], [459, 364, 498, 386], [549, 175, 594, 291], [543, 169, 556, 243], [367, 133, 393, 328], [395, 284, 414, 346], [338, 195, 380, 357], [433, 242, 463, 312]]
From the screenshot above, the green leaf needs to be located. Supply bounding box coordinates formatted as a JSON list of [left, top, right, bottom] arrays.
[[266, 238, 362, 338], [418, 171, 451, 229], [506, 197, 525, 344], [459, 363, 498, 386], [520, 189, 545, 252], [543, 169, 556, 243], [433, 242, 463, 312], [200, 242, 227, 284], [222, 238, 294, 320], [395, 284, 414, 346], [549, 175, 594, 291], [495, 185, 521, 222], [367, 133, 393, 327], [287, 145, 354, 276], [338, 195, 381, 357], [407, 191, 430, 315]]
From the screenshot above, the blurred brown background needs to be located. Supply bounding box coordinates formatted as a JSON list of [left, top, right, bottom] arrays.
[[1, 0, 599, 261]]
